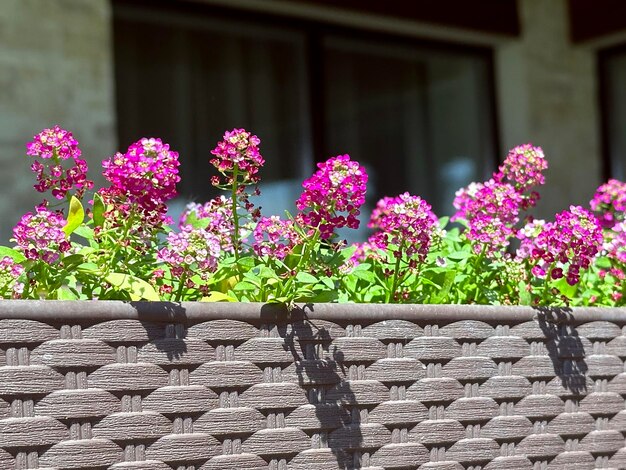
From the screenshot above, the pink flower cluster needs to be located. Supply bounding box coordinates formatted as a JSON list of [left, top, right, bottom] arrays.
[[210, 128, 264, 186], [602, 221, 626, 264], [179, 196, 237, 252], [496, 144, 547, 193], [0, 257, 24, 298], [368, 193, 438, 262], [26, 126, 93, 200], [590, 179, 626, 228], [253, 216, 301, 260], [453, 144, 547, 256], [157, 226, 221, 289], [12, 206, 71, 264], [518, 206, 602, 285], [455, 179, 524, 255], [102, 138, 180, 210], [296, 154, 367, 239]]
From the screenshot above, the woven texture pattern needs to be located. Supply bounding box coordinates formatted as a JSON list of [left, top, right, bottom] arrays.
[[0, 304, 625, 469]]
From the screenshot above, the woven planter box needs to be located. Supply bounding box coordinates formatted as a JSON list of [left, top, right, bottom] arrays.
[[0, 301, 625, 469]]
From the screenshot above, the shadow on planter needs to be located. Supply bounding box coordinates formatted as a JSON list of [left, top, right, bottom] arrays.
[[132, 301, 189, 360], [537, 307, 588, 395], [274, 304, 362, 469]]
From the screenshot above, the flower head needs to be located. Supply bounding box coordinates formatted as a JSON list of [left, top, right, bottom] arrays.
[[253, 216, 301, 260], [26, 126, 93, 199], [496, 144, 547, 193], [0, 257, 24, 299], [157, 225, 221, 282], [12, 205, 71, 263], [454, 179, 524, 256], [590, 179, 626, 228], [179, 196, 239, 252], [296, 154, 368, 239], [519, 205, 603, 285], [368, 192, 438, 263], [210, 128, 264, 186], [102, 138, 180, 209]]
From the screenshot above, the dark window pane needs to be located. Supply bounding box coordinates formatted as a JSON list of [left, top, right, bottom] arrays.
[[602, 50, 626, 179], [324, 36, 496, 215], [114, 5, 311, 210]]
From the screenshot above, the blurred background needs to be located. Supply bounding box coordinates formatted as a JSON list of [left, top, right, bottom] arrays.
[[1, 0, 625, 242]]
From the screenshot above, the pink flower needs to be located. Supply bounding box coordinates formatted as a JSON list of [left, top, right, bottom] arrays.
[[12, 205, 71, 264], [102, 138, 180, 209], [296, 154, 368, 239], [454, 179, 524, 256], [253, 216, 301, 260], [368, 192, 438, 263], [496, 144, 547, 193], [0, 257, 24, 298], [179, 196, 238, 253], [590, 179, 626, 228], [26, 126, 93, 200], [210, 129, 264, 186], [157, 225, 221, 283], [519, 205, 603, 285], [603, 221, 626, 264]]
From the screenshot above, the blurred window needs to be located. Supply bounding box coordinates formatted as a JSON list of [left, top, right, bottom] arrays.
[[113, 0, 498, 222], [600, 46, 626, 180]]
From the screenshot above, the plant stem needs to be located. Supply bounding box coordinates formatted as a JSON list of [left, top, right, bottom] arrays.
[[175, 272, 187, 302], [230, 166, 243, 279]]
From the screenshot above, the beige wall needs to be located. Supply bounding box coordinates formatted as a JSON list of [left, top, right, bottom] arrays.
[[0, 0, 115, 242], [496, 0, 602, 219]]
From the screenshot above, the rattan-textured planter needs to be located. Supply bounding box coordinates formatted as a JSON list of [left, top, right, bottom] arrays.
[[0, 301, 625, 469]]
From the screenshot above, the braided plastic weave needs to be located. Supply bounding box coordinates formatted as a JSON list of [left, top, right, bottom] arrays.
[[0, 301, 625, 469]]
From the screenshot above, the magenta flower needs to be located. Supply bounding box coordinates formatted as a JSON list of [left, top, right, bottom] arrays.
[[157, 225, 221, 285], [601, 221, 626, 264], [0, 257, 24, 298], [296, 154, 368, 239], [210, 128, 264, 186], [341, 239, 385, 273], [253, 216, 301, 260], [102, 138, 180, 209], [179, 196, 239, 253], [519, 205, 603, 285], [12, 205, 71, 264], [454, 178, 524, 256], [368, 192, 438, 263], [496, 144, 547, 193], [590, 179, 626, 228], [26, 126, 93, 200]]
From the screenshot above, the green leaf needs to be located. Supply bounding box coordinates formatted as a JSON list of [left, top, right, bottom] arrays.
[[352, 269, 376, 283], [77, 262, 99, 273], [296, 272, 318, 284], [92, 192, 105, 227], [430, 270, 456, 303], [63, 196, 84, 236], [104, 273, 160, 301], [61, 253, 84, 268], [519, 280, 532, 306], [57, 286, 78, 300], [232, 281, 257, 291], [73, 225, 94, 240], [554, 276, 578, 300], [448, 250, 472, 260], [200, 291, 236, 302], [0, 246, 26, 263], [182, 210, 211, 230]]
